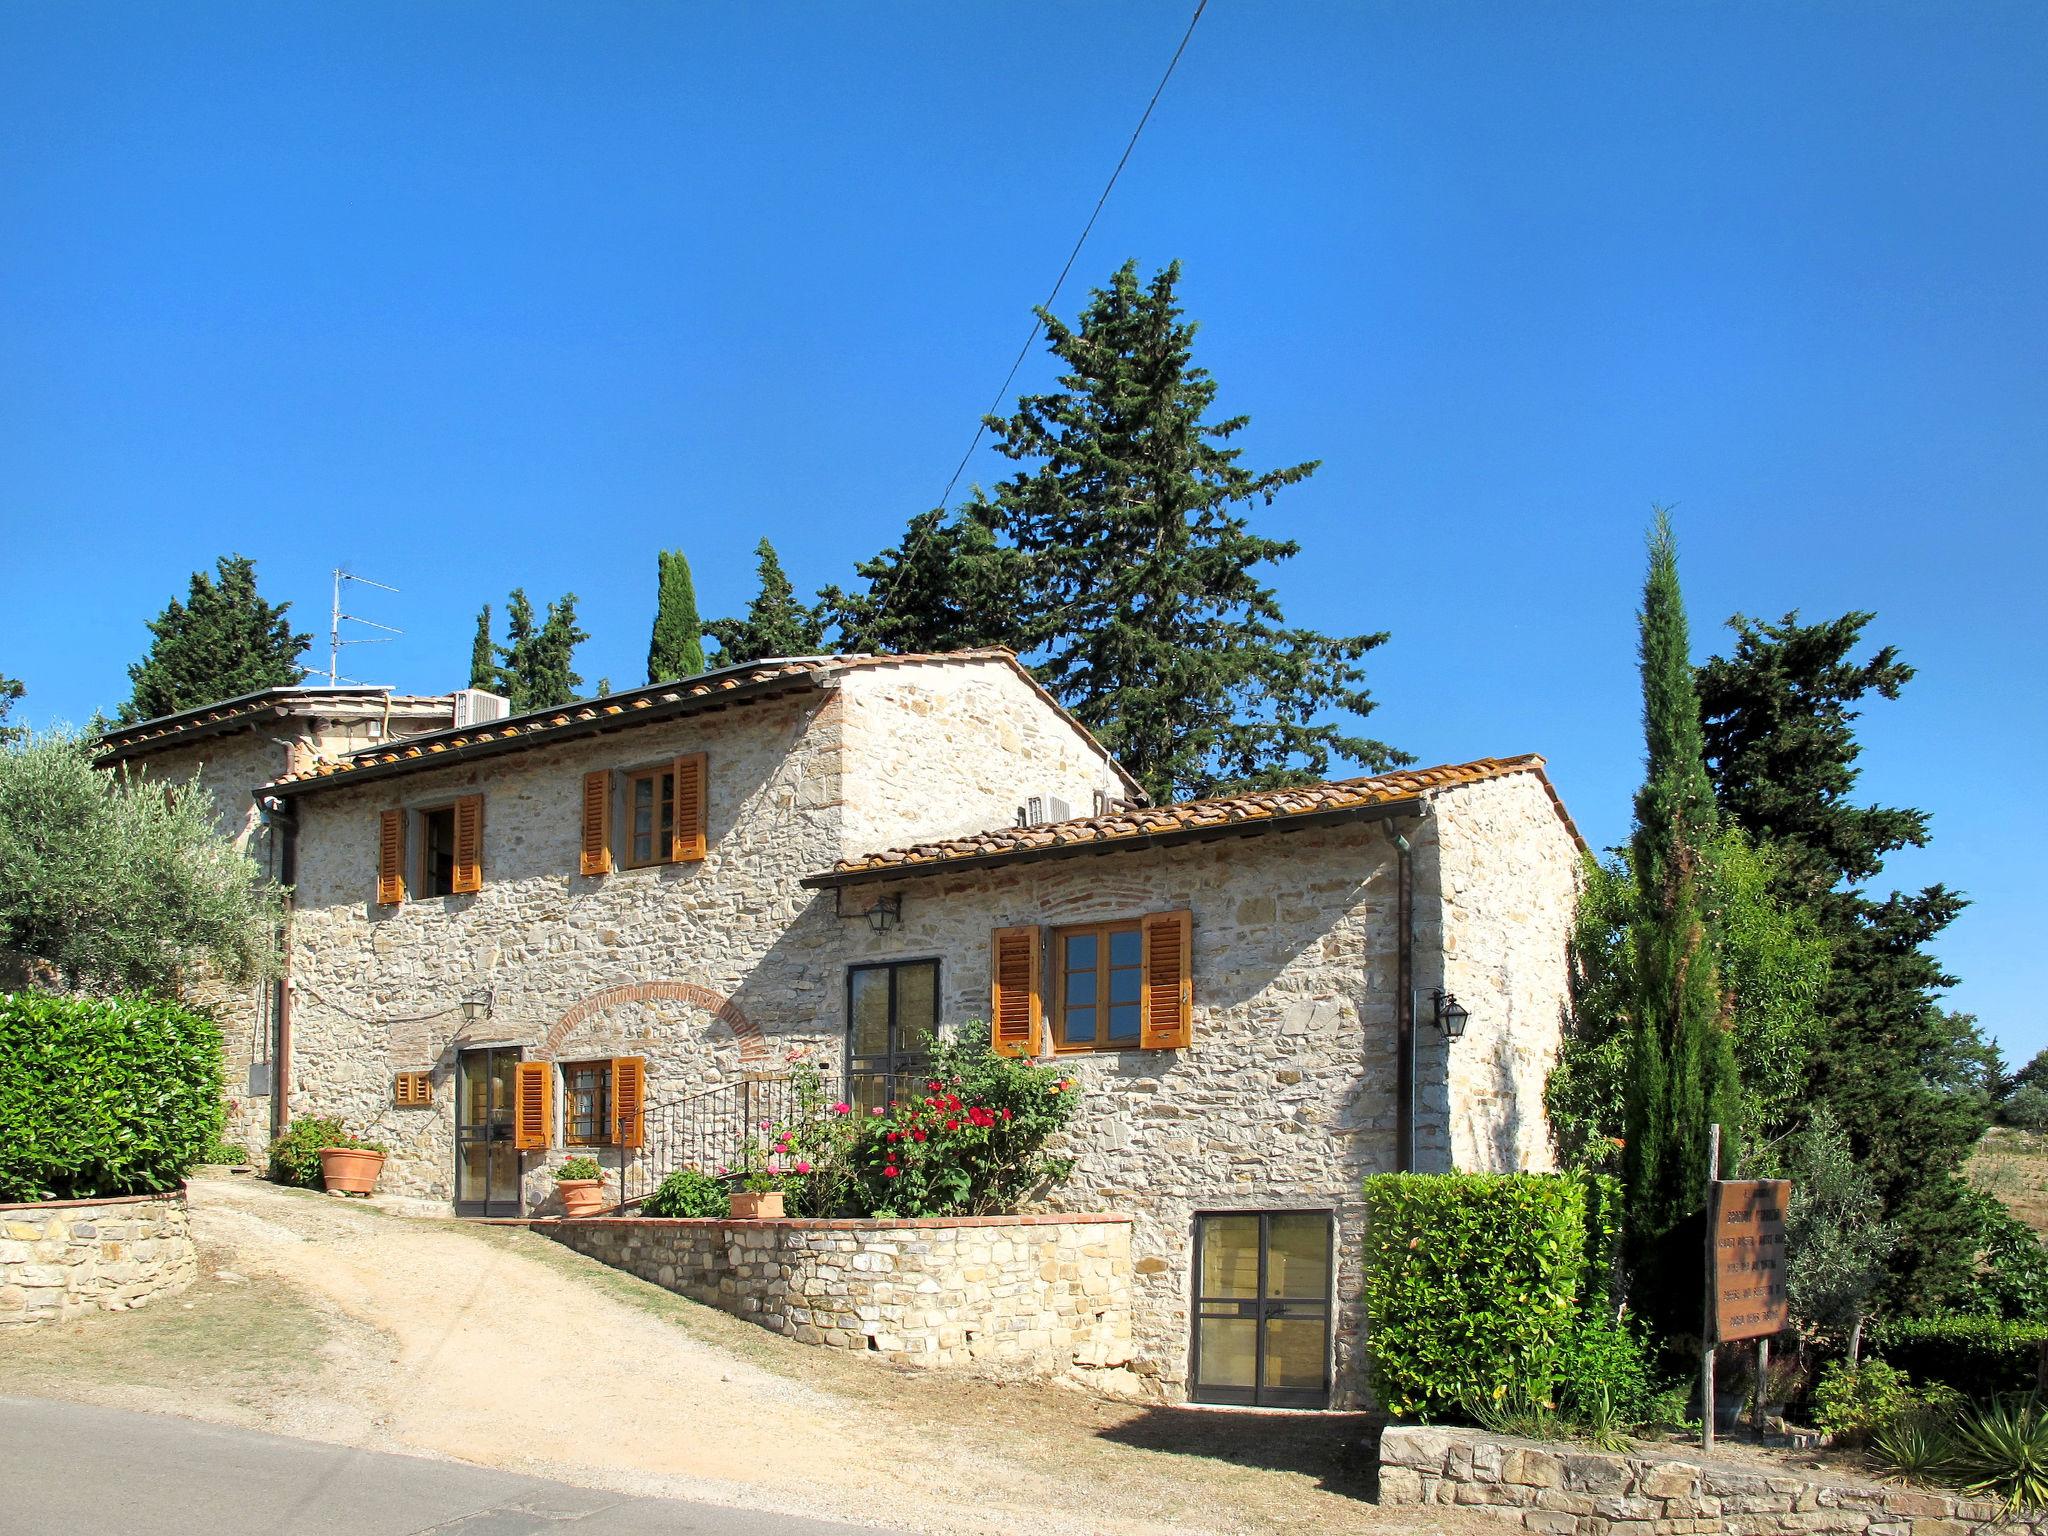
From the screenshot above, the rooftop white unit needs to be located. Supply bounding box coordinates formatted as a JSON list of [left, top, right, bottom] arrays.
[[451, 689, 512, 729]]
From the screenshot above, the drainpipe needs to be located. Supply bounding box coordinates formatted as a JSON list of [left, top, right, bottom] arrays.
[[261, 794, 300, 1142], [1389, 820, 1415, 1173]]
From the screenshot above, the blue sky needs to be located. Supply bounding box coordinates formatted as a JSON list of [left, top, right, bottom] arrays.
[[2, 3, 2042, 1061]]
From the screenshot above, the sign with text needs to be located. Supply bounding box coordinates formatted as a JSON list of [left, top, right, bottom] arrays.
[[1710, 1179, 1790, 1342]]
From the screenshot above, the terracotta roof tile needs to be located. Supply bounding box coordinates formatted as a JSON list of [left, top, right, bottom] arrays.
[[811, 754, 1580, 884]]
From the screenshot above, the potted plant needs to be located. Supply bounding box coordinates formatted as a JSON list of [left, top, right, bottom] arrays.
[[729, 1135, 788, 1219], [555, 1156, 608, 1217], [317, 1133, 388, 1195]]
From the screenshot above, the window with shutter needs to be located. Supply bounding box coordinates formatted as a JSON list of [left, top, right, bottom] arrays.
[[513, 1060, 552, 1150], [451, 795, 484, 893], [990, 926, 1043, 1058], [580, 770, 612, 875], [377, 808, 406, 905], [1049, 911, 1194, 1053], [1140, 909, 1194, 1050], [611, 1056, 646, 1149]]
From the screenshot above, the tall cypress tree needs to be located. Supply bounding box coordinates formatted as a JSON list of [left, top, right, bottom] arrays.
[[646, 550, 707, 682], [1698, 611, 1989, 1308], [1621, 512, 1742, 1322], [707, 540, 823, 664], [964, 260, 1400, 803], [468, 605, 495, 691], [122, 555, 312, 720]]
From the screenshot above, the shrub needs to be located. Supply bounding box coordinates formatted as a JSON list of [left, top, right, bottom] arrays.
[[2005, 1085, 2048, 1132], [1361, 1172, 1614, 1420], [1871, 1413, 1960, 1484], [1949, 1396, 2048, 1511], [267, 1116, 345, 1188], [1872, 1314, 2048, 1399], [643, 1167, 730, 1218], [556, 1156, 602, 1181], [0, 991, 226, 1202], [1556, 1305, 1659, 1424], [1811, 1358, 1916, 1442]]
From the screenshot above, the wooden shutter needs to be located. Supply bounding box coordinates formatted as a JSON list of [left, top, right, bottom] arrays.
[[580, 770, 613, 876], [451, 795, 484, 894], [377, 808, 406, 906], [1140, 909, 1194, 1050], [513, 1060, 552, 1151], [671, 752, 708, 862], [990, 925, 1043, 1058], [610, 1056, 646, 1149]]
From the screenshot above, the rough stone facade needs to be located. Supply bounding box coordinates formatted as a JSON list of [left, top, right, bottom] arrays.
[[538, 1212, 1134, 1385], [1379, 1424, 2046, 1536], [0, 1189, 198, 1327]]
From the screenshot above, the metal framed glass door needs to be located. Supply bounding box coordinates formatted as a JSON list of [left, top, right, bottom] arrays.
[[455, 1047, 522, 1217], [1191, 1210, 1333, 1408], [846, 960, 939, 1115]]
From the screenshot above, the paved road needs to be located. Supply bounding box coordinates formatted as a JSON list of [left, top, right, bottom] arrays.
[[0, 1397, 874, 1536]]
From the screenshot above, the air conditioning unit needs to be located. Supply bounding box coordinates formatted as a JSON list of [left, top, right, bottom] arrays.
[[452, 689, 512, 728]]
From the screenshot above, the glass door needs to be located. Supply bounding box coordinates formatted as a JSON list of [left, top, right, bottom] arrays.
[[846, 960, 939, 1115], [455, 1047, 522, 1217], [1191, 1211, 1333, 1408]]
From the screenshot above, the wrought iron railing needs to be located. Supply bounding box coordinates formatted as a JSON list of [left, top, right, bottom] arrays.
[[617, 1072, 824, 1210]]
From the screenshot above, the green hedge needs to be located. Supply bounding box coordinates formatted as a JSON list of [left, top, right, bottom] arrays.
[[1871, 1314, 2048, 1399], [0, 991, 225, 1202], [1362, 1171, 1620, 1419]]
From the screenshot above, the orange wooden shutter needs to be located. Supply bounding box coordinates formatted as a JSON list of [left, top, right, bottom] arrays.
[[671, 752, 708, 862], [451, 794, 484, 894], [989, 925, 1043, 1058], [376, 808, 406, 905], [1140, 909, 1194, 1050], [580, 770, 612, 875], [610, 1056, 646, 1149], [513, 1061, 552, 1150]]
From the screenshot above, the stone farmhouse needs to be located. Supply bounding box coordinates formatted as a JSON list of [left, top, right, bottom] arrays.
[[103, 648, 1583, 1408]]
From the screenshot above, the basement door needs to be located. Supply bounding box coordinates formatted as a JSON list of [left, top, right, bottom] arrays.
[[1190, 1211, 1333, 1408], [454, 1047, 521, 1217]]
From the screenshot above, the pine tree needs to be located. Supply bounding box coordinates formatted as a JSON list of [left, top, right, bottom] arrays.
[[1697, 610, 1989, 1309], [1620, 512, 1743, 1326], [817, 507, 1031, 656], [706, 540, 823, 664], [646, 549, 707, 683], [965, 260, 1400, 803], [490, 589, 586, 712], [468, 606, 495, 691], [121, 555, 311, 721]]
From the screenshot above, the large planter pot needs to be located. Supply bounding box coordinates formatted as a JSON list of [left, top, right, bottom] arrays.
[[318, 1147, 385, 1196], [730, 1190, 785, 1220], [557, 1179, 608, 1218]]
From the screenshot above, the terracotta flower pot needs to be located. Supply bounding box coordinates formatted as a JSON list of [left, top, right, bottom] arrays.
[[557, 1178, 608, 1218], [729, 1190, 785, 1220], [318, 1146, 385, 1195]]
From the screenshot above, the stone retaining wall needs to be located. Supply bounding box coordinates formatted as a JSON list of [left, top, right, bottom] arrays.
[[1380, 1424, 2047, 1536], [539, 1212, 1136, 1388], [0, 1188, 198, 1327]]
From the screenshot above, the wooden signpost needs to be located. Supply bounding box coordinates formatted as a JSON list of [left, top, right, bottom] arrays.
[[1700, 1124, 1792, 1452]]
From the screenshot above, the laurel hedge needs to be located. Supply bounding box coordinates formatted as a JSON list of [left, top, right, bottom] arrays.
[[0, 991, 225, 1202]]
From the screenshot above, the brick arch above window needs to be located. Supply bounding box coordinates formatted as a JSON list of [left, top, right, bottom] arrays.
[[537, 981, 768, 1065]]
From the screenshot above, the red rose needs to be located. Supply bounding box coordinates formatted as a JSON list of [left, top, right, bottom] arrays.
[[945, 1118, 960, 1131], [882, 1166, 900, 1179], [1001, 1108, 1013, 1120], [911, 1129, 927, 1142]]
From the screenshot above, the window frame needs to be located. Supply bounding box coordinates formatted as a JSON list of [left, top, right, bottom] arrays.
[[845, 957, 941, 1114], [620, 764, 677, 869], [417, 803, 461, 898], [1052, 918, 1147, 1054], [561, 1058, 615, 1147]]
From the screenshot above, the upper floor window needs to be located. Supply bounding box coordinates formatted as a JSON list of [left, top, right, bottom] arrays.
[[376, 795, 483, 905], [625, 766, 675, 868], [1055, 920, 1144, 1051], [421, 806, 460, 896], [989, 910, 1193, 1057], [580, 755, 707, 876]]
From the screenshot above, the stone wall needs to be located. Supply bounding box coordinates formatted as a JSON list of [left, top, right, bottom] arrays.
[[538, 1212, 1135, 1386], [0, 1189, 198, 1327], [1379, 1424, 2047, 1536]]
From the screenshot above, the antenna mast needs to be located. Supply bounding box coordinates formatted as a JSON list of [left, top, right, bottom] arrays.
[[328, 568, 402, 685]]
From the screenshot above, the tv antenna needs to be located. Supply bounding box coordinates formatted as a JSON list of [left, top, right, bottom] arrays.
[[327, 568, 401, 685]]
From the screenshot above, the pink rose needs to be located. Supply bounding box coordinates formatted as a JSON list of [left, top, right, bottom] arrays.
[[831, 1102, 851, 1115], [794, 1161, 812, 1175]]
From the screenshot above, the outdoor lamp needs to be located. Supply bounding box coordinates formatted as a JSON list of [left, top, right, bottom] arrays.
[[863, 895, 903, 934], [459, 987, 495, 1024], [1432, 989, 1470, 1041]]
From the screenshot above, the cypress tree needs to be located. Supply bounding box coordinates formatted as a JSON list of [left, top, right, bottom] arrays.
[[817, 507, 1030, 656], [1697, 611, 1990, 1309], [965, 260, 1400, 803], [468, 605, 495, 691], [490, 589, 585, 711], [121, 555, 311, 721], [646, 549, 707, 682], [707, 540, 823, 664], [1621, 512, 1742, 1321]]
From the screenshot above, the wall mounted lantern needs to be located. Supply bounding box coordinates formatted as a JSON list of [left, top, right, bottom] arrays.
[[1431, 989, 1470, 1041], [459, 987, 495, 1025], [864, 895, 903, 935]]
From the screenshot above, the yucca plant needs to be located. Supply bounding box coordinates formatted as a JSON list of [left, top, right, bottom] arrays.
[[1948, 1396, 2048, 1511], [1870, 1414, 1959, 1486]]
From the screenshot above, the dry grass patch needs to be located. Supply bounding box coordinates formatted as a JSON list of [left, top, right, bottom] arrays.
[[1969, 1127, 2048, 1243]]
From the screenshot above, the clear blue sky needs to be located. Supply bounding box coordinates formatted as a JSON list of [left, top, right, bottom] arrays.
[[2, 3, 2042, 1061]]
